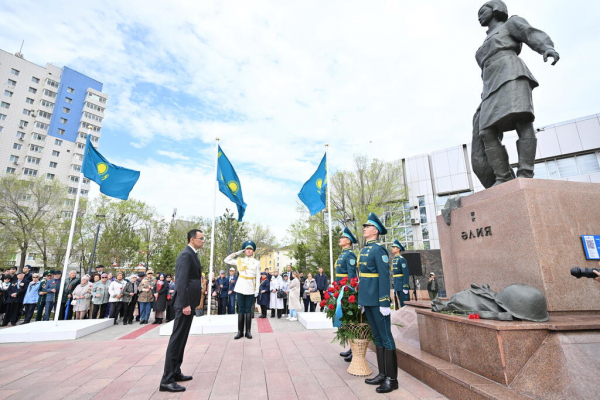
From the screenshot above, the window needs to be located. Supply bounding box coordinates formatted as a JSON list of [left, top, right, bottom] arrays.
[[7, 79, 16, 86], [49, 161, 57, 168], [46, 78, 59, 88], [68, 187, 78, 195], [31, 77, 39, 84], [40, 99, 54, 108], [22, 108, 31, 115], [69, 176, 79, 183], [1, 102, 10, 109], [83, 111, 103, 122], [65, 97, 72, 104], [4, 90, 13, 97], [26, 156, 40, 165], [19, 120, 28, 128], [13, 143, 22, 150], [0, 114, 5, 120], [38, 110, 51, 119], [32, 133, 45, 141], [16, 131, 25, 139], [57, 128, 65, 135], [65, 199, 75, 206], [46, 173, 55, 180], [90, 136, 99, 143], [27, 253, 37, 261], [29, 87, 37, 94], [71, 164, 81, 172], [35, 121, 49, 130], [576, 153, 600, 174], [385, 201, 415, 250], [60, 118, 67, 124], [52, 150, 60, 157], [77, 143, 85, 149], [29, 144, 43, 153], [6, 167, 15, 174], [67, 87, 75, 94], [74, 153, 83, 161], [43, 89, 57, 98], [63, 107, 70, 114], [556, 157, 579, 178], [85, 102, 105, 113], [83, 178, 90, 185], [25, 97, 34, 104], [23, 168, 37, 177], [0, 126, 3, 132], [62, 211, 73, 218], [81, 122, 100, 132], [87, 92, 107, 103], [55, 139, 63, 146], [9, 155, 19, 163], [79, 132, 87, 139], [81, 189, 89, 197], [418, 196, 427, 224], [10, 69, 19, 76]]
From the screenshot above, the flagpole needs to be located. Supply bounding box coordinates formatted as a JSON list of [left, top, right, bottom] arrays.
[[53, 127, 90, 325], [207, 138, 219, 318], [326, 144, 334, 282]]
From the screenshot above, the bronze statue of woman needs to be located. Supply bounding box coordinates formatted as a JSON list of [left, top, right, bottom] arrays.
[[471, 0, 560, 188]]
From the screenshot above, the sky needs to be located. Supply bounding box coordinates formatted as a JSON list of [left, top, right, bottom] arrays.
[[1, 0, 599, 242]]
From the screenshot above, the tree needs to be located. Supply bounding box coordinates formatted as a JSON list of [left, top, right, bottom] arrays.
[[0, 175, 67, 270], [330, 154, 407, 246], [247, 222, 277, 259]]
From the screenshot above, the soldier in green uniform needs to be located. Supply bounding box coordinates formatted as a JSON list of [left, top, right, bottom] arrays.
[[391, 240, 410, 308], [359, 212, 398, 394], [337, 227, 358, 362]]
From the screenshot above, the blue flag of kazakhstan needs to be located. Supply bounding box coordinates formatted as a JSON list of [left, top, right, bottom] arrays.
[[298, 153, 327, 215], [217, 146, 247, 221], [82, 137, 140, 200]]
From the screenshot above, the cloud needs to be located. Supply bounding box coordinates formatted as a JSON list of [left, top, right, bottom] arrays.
[[2, 0, 599, 241], [157, 150, 190, 161]]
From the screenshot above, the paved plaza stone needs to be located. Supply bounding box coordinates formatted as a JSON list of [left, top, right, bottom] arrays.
[[0, 315, 446, 399]]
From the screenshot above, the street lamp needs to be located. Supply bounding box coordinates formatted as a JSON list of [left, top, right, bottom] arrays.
[[87, 214, 106, 276]]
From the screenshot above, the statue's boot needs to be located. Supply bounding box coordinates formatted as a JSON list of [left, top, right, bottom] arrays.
[[365, 346, 386, 385], [485, 145, 514, 186], [516, 138, 537, 178], [376, 349, 399, 393]]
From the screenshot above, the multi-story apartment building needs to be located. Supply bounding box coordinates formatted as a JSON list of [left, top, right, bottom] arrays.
[[393, 113, 600, 250], [0, 49, 108, 267]]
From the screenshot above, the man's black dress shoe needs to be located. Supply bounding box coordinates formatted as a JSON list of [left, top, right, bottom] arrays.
[[174, 374, 193, 382], [159, 382, 186, 392]]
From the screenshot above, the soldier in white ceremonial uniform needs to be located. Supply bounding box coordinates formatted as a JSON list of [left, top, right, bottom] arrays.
[[224, 240, 260, 339]]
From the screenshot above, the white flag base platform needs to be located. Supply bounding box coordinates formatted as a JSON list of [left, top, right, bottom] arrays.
[[159, 314, 238, 336], [0, 319, 113, 343], [298, 312, 334, 330]]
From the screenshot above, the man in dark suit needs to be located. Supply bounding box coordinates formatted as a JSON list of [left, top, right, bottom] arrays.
[[2, 272, 28, 326], [159, 229, 204, 393], [216, 270, 229, 315], [227, 267, 237, 314]]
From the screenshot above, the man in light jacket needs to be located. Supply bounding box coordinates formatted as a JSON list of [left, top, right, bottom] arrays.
[[22, 273, 41, 324]]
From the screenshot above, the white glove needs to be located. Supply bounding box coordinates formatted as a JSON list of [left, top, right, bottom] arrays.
[[358, 305, 365, 314], [380, 307, 391, 316], [236, 250, 244, 256], [254, 292, 259, 297], [403, 290, 408, 294]]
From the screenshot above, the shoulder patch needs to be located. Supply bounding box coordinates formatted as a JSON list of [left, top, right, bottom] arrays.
[[382, 255, 389, 263], [349, 259, 356, 266]]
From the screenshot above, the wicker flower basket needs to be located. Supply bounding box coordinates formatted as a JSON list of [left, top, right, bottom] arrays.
[[346, 323, 373, 377]]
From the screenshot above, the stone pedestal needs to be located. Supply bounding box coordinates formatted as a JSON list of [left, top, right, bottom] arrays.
[[437, 178, 600, 313]]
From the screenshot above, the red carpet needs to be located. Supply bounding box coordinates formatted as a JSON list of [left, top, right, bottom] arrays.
[[256, 317, 273, 333], [118, 323, 159, 340]]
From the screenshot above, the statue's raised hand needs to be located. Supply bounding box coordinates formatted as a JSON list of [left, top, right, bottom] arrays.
[[543, 49, 560, 65]]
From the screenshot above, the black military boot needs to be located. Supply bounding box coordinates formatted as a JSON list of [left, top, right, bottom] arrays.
[[485, 145, 515, 186], [339, 349, 351, 357], [376, 348, 399, 393], [234, 313, 245, 340], [344, 351, 353, 363], [245, 314, 253, 339], [516, 138, 537, 178], [365, 346, 385, 385]]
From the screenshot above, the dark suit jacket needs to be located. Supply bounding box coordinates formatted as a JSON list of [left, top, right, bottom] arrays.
[[227, 274, 237, 295], [217, 277, 229, 298], [173, 246, 202, 310]]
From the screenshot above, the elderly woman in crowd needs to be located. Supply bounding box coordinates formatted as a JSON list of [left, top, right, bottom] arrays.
[[153, 273, 168, 324], [137, 276, 154, 324], [257, 272, 270, 318], [303, 273, 318, 312], [121, 275, 137, 325], [72, 275, 92, 320], [92, 273, 110, 319], [269, 270, 284, 318], [287, 271, 302, 321], [108, 272, 126, 325]]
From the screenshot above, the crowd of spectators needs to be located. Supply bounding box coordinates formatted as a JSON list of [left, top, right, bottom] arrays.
[[0, 265, 177, 327]]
